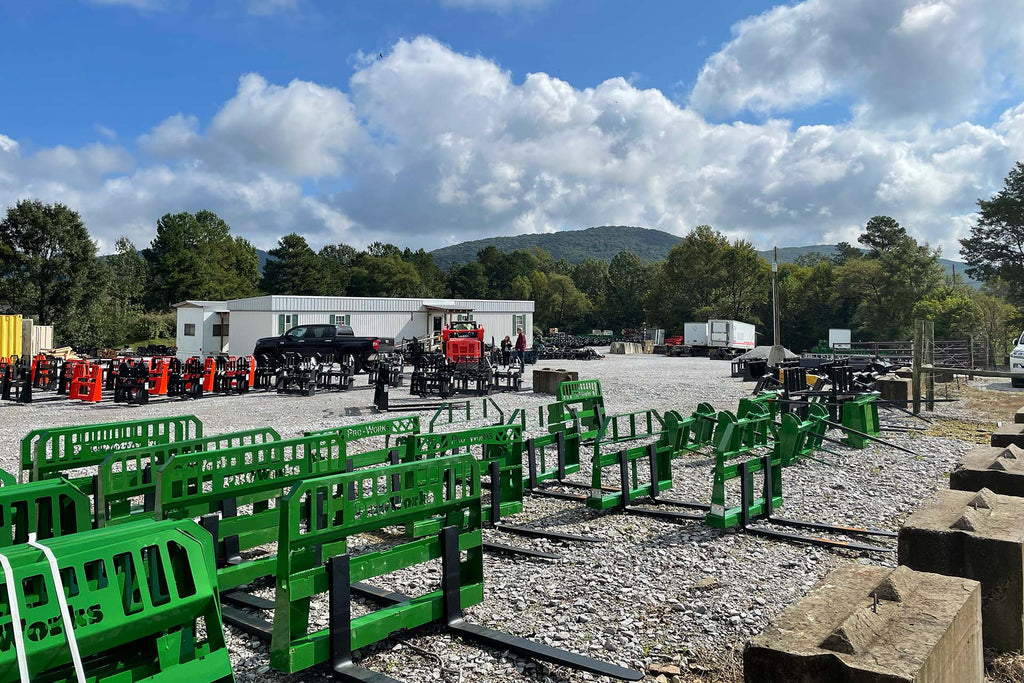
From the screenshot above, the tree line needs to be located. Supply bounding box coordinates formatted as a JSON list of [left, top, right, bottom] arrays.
[[3, 162, 1024, 357]]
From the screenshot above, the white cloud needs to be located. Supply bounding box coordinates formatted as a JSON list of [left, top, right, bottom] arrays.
[[689, 0, 1024, 124], [438, 0, 551, 12], [4, 31, 1024, 258]]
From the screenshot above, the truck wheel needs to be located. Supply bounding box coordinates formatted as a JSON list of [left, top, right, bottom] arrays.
[[352, 356, 364, 375]]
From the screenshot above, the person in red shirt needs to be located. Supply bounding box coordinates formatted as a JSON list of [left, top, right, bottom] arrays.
[[514, 328, 526, 368]]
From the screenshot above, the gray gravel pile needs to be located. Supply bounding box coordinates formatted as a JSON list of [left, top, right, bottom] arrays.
[[0, 354, 994, 682]]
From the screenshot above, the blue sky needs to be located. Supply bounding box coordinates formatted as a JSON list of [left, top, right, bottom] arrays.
[[2, 0, 1024, 257]]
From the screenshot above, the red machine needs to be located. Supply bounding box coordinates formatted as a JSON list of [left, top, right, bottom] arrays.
[[442, 322, 485, 363]]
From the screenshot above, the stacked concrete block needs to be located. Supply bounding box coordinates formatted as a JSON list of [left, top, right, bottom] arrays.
[[990, 422, 1024, 448], [899, 488, 1024, 652], [531, 368, 578, 396], [950, 445, 1024, 497], [745, 564, 982, 682]]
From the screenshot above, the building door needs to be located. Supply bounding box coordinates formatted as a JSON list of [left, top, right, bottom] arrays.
[[432, 315, 443, 335]]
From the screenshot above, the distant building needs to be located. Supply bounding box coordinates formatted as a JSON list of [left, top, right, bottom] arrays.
[[173, 295, 534, 358]]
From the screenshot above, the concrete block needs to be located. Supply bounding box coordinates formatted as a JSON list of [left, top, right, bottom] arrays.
[[745, 564, 982, 683], [532, 368, 578, 396], [876, 376, 910, 403], [899, 488, 1024, 652], [950, 445, 1024, 498], [609, 342, 642, 354], [1015, 406, 1024, 424], [991, 423, 1024, 447]]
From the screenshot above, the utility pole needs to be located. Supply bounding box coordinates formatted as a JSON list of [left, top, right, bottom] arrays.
[[772, 246, 781, 346]]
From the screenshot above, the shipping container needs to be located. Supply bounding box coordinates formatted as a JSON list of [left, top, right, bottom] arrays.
[[708, 319, 756, 350]]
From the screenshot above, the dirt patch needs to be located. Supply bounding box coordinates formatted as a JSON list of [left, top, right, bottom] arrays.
[[921, 418, 993, 444], [989, 651, 1024, 683]]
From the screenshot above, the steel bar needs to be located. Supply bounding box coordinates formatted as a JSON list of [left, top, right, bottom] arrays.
[[819, 420, 923, 456], [221, 606, 273, 639], [767, 516, 897, 538], [744, 526, 893, 553], [494, 523, 603, 543], [222, 590, 274, 610], [482, 540, 560, 560], [622, 506, 705, 522]]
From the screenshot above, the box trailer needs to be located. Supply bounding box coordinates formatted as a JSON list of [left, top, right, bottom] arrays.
[[707, 319, 756, 359], [684, 322, 708, 347]]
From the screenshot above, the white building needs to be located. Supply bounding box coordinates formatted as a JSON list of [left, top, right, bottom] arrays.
[[173, 295, 534, 358]]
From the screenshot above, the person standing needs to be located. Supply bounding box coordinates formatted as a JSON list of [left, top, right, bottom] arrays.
[[514, 327, 527, 368], [501, 335, 512, 365]]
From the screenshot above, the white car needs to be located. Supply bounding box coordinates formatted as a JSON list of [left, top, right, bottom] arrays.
[[1011, 333, 1024, 387]]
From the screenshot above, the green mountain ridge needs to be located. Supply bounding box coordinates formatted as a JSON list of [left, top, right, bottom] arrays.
[[429, 226, 974, 283]]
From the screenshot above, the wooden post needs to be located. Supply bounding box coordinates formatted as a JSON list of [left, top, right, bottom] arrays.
[[925, 321, 935, 412], [968, 335, 975, 379], [912, 320, 923, 415]]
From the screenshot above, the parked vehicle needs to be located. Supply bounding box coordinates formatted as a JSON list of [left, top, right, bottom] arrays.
[[1010, 331, 1024, 387], [253, 324, 394, 373], [673, 320, 756, 359]]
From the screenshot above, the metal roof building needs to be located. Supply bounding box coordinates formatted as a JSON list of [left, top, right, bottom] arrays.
[[173, 295, 534, 358]]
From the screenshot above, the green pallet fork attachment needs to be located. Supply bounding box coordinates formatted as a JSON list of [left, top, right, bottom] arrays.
[[774, 403, 829, 466], [21, 416, 204, 494], [841, 394, 881, 448], [587, 410, 673, 511], [305, 415, 420, 469], [94, 427, 281, 527], [154, 434, 346, 590], [706, 450, 783, 529], [0, 470, 14, 487], [404, 424, 524, 529], [711, 403, 775, 460], [548, 380, 605, 440], [254, 454, 639, 681], [428, 398, 504, 432], [661, 405, 716, 457], [738, 391, 781, 420], [0, 518, 233, 682], [0, 479, 92, 548]]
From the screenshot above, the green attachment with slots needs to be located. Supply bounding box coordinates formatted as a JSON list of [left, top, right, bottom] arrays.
[[270, 454, 482, 674], [95, 427, 281, 528], [0, 478, 92, 548], [428, 398, 504, 432], [403, 424, 523, 530], [706, 449, 784, 529], [548, 379, 605, 440], [0, 469, 14, 487], [738, 391, 781, 420], [587, 409, 672, 510], [711, 402, 775, 460], [774, 403, 829, 466], [21, 416, 204, 494], [154, 434, 345, 590], [661, 405, 716, 457], [507, 404, 549, 432], [524, 418, 581, 488], [840, 394, 880, 448], [306, 415, 420, 468], [0, 518, 234, 682]]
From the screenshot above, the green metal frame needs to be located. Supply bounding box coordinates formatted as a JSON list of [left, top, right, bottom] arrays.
[[738, 391, 781, 420], [428, 398, 505, 432], [154, 434, 345, 590], [0, 469, 14, 486], [0, 478, 92, 547], [587, 410, 671, 510], [706, 449, 784, 529], [507, 404, 550, 432], [21, 416, 204, 494], [774, 404, 829, 466], [0, 518, 233, 682], [660, 404, 716, 457], [95, 427, 281, 527], [711, 402, 775, 460], [524, 418, 581, 487], [305, 415, 420, 468], [841, 394, 880, 448], [548, 379, 604, 441], [404, 424, 523, 530], [270, 454, 482, 674]]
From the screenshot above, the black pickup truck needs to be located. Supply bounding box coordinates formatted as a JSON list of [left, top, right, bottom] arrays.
[[253, 324, 394, 373]]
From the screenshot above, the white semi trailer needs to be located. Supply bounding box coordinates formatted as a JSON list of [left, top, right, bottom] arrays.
[[680, 320, 757, 359]]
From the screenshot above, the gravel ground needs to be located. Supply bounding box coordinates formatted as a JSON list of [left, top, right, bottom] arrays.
[[0, 352, 999, 682]]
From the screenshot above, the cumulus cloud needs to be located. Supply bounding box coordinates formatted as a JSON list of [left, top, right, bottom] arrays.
[[690, 0, 1024, 123], [4, 28, 1024, 257]]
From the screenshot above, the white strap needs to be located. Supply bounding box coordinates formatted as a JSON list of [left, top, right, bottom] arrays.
[[27, 534, 86, 683], [0, 550, 29, 683]]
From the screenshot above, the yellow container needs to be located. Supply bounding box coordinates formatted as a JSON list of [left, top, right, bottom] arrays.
[[0, 315, 23, 360]]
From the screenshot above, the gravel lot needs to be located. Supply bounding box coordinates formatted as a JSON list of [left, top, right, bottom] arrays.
[[0, 352, 995, 682]]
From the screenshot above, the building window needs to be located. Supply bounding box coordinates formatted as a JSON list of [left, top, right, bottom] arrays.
[[512, 314, 526, 333], [184, 324, 196, 336], [278, 314, 299, 335], [212, 324, 229, 336], [329, 314, 351, 326], [456, 313, 474, 322]]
